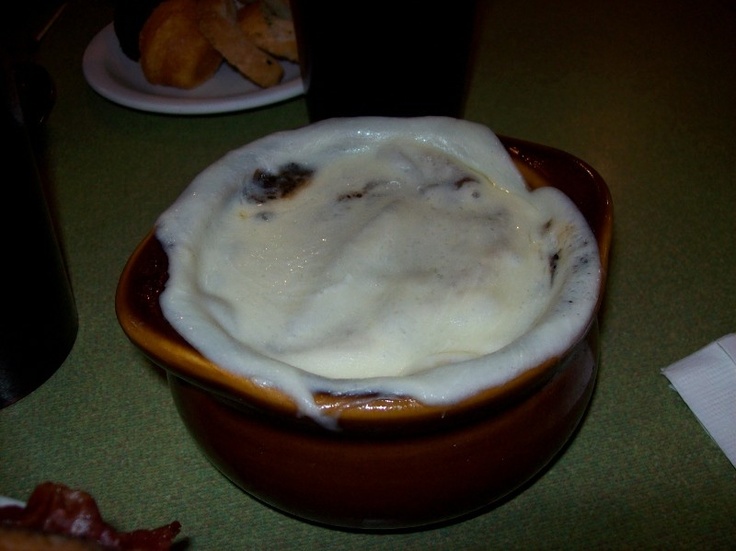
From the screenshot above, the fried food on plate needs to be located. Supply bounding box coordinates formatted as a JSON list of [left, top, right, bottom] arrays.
[[197, 0, 284, 88], [139, 0, 223, 89], [237, 0, 298, 62]]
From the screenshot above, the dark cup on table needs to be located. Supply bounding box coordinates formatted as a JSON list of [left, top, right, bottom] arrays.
[[290, 0, 480, 121], [1, 47, 77, 408]]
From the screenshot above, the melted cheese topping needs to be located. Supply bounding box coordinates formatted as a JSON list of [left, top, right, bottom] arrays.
[[156, 117, 600, 421]]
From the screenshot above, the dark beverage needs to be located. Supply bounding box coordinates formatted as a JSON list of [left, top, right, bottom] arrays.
[[290, 0, 479, 121], [1, 49, 77, 408]]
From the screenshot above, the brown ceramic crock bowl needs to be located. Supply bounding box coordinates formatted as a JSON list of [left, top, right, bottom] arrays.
[[116, 136, 612, 531]]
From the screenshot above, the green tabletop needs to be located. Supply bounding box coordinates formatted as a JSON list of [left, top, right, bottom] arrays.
[[2, 0, 735, 548]]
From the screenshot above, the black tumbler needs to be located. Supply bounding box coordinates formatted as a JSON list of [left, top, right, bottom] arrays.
[[1, 47, 77, 408], [290, 0, 480, 121]]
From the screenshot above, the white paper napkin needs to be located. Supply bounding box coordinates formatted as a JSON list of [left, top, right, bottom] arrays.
[[662, 333, 736, 469]]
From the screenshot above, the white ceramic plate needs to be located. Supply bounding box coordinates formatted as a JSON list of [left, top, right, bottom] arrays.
[[82, 24, 304, 115], [0, 496, 24, 508]]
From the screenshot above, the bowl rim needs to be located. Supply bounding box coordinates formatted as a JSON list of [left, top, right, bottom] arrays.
[[115, 135, 613, 426]]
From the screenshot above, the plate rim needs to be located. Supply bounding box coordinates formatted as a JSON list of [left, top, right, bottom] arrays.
[[0, 496, 24, 508], [82, 23, 305, 115]]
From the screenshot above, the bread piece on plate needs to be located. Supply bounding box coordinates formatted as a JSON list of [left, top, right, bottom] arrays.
[[237, 0, 298, 62], [197, 0, 284, 87], [139, 0, 223, 88]]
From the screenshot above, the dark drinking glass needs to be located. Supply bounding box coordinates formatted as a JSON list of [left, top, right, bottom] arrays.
[[1, 48, 78, 408], [290, 0, 479, 121]]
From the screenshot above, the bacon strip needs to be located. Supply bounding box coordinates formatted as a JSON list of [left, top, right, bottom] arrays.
[[0, 482, 181, 551]]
